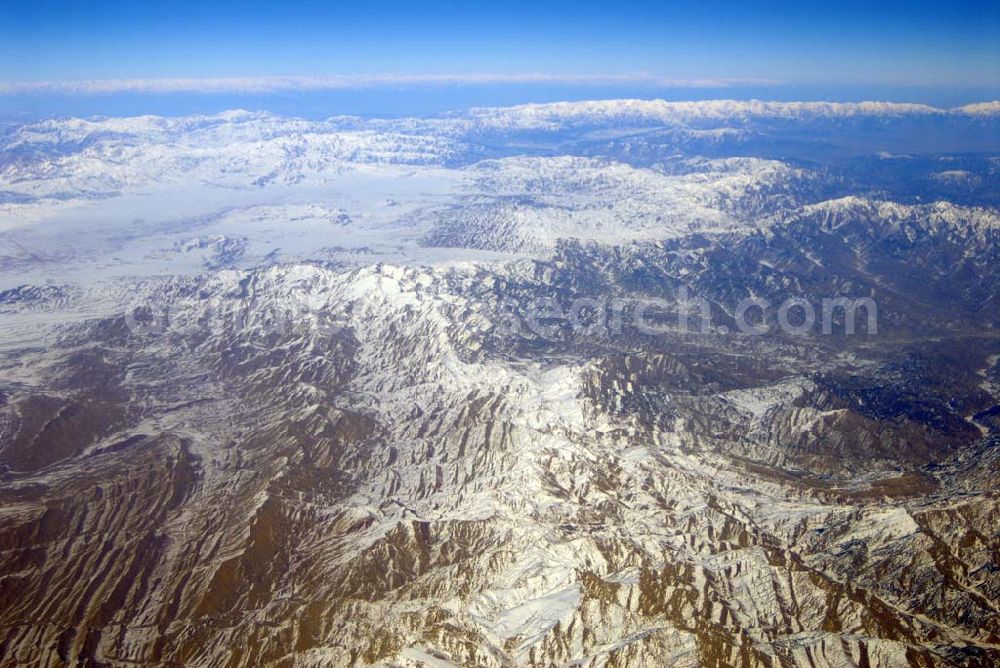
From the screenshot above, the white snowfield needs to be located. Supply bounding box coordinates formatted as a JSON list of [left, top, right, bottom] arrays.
[[4, 100, 998, 291]]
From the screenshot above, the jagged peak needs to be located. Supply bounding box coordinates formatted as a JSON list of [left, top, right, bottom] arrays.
[[798, 196, 1000, 234]]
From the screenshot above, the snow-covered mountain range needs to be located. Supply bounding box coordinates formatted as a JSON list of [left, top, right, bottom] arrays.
[[0, 100, 999, 667]]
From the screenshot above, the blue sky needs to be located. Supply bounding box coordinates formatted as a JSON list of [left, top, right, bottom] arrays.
[[1, 1, 998, 116]]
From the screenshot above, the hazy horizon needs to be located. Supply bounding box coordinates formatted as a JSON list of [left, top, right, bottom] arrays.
[[2, 82, 999, 122], [3, 0, 998, 120]]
